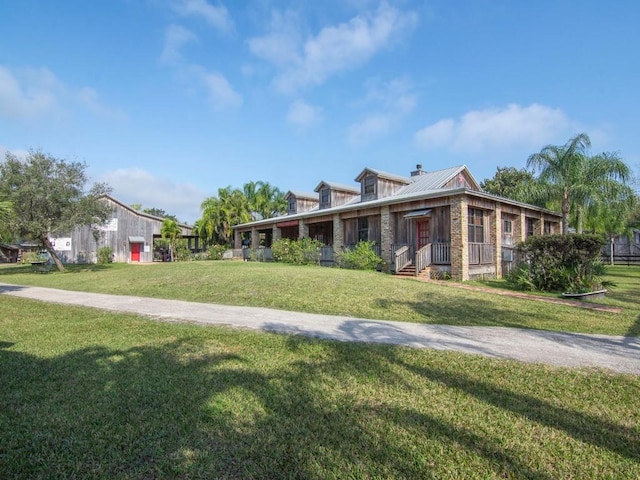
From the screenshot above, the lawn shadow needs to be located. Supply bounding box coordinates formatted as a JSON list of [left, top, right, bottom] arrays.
[[372, 294, 562, 330], [396, 360, 640, 463], [2, 325, 638, 478]]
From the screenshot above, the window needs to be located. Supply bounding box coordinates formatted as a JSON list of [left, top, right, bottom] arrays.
[[526, 218, 537, 237], [288, 197, 296, 214], [358, 217, 369, 242], [503, 219, 512, 234], [320, 188, 330, 207], [544, 221, 553, 234], [468, 208, 484, 243], [363, 176, 376, 196]]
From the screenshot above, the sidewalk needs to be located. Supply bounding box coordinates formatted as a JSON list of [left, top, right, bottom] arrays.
[[1, 282, 638, 375]]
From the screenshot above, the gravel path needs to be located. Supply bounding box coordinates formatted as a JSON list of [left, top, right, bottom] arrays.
[[1, 282, 638, 375]]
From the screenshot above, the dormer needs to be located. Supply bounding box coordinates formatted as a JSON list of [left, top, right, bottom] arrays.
[[355, 168, 411, 202], [314, 181, 360, 210], [285, 191, 318, 215]]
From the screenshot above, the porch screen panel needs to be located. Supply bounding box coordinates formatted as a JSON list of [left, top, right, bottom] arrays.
[[344, 219, 358, 245], [468, 208, 484, 243]]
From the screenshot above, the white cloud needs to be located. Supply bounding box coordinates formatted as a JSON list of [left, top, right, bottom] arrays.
[[0, 65, 61, 119], [249, 3, 417, 93], [286, 99, 322, 129], [0, 64, 127, 123], [414, 104, 571, 153], [348, 77, 417, 145], [171, 0, 233, 32], [77, 87, 128, 122], [194, 69, 243, 110], [160, 24, 197, 64], [247, 10, 302, 67], [100, 167, 205, 224], [348, 114, 391, 145]]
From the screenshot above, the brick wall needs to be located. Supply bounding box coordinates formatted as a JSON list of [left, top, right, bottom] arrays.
[[450, 196, 469, 280]]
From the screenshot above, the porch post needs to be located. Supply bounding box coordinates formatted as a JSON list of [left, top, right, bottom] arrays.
[[450, 196, 469, 281], [517, 208, 527, 242], [234, 229, 242, 249], [251, 227, 258, 249], [380, 205, 392, 272], [272, 225, 281, 243], [492, 205, 502, 278], [332, 214, 343, 251], [299, 219, 309, 239]]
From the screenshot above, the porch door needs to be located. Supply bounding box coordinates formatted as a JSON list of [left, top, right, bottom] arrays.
[[417, 220, 430, 249], [131, 242, 141, 262]]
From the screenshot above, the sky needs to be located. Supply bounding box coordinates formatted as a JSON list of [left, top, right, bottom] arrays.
[[1, 0, 639, 224]]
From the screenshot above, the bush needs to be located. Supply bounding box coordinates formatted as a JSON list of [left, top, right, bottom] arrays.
[[21, 250, 48, 264], [96, 246, 113, 264], [335, 241, 383, 270], [506, 234, 606, 293], [207, 244, 227, 260], [271, 238, 323, 265]]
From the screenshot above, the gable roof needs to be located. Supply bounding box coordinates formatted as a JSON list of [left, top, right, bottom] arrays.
[[314, 181, 360, 194], [101, 195, 192, 230], [354, 167, 411, 184], [285, 190, 318, 201], [399, 165, 481, 194]]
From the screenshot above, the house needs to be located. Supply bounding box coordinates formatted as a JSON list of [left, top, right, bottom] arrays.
[[51, 195, 195, 264], [232, 164, 562, 281]]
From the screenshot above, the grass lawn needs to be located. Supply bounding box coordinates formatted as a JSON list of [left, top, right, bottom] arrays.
[[1, 261, 639, 336], [1, 296, 639, 479]]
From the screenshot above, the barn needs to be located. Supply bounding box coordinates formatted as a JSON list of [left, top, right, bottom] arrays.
[[51, 195, 195, 264]]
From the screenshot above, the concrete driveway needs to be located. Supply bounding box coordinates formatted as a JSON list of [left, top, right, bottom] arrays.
[[1, 282, 638, 375]]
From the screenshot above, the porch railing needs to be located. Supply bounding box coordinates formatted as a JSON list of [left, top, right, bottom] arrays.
[[394, 245, 412, 273], [469, 243, 494, 265], [431, 243, 451, 264], [415, 244, 431, 275]]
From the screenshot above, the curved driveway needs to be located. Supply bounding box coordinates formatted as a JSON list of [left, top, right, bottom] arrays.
[[1, 283, 638, 375]]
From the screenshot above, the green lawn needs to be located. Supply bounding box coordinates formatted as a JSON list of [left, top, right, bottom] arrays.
[[1, 261, 639, 336], [1, 296, 639, 479]]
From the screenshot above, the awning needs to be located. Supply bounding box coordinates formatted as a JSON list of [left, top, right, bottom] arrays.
[[403, 209, 432, 219], [128, 236, 146, 243]]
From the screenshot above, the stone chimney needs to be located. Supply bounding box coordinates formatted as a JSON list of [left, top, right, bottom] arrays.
[[411, 164, 426, 176]]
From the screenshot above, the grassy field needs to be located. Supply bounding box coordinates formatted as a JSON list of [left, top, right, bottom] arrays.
[[1, 261, 638, 336], [1, 295, 639, 479]]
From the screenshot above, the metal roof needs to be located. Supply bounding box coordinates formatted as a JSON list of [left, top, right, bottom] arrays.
[[355, 167, 411, 184], [314, 180, 360, 193], [285, 190, 318, 200]]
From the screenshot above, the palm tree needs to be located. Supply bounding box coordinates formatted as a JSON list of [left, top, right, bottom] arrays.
[[243, 181, 287, 220], [197, 187, 251, 247], [160, 218, 182, 261], [526, 133, 632, 233]]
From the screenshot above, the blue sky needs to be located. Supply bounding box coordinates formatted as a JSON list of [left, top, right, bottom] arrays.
[[1, 0, 639, 223]]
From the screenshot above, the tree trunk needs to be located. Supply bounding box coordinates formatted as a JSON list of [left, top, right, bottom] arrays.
[[610, 235, 614, 265], [561, 196, 570, 235], [40, 235, 65, 272]]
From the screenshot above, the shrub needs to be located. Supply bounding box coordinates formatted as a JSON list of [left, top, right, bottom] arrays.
[[271, 238, 323, 265], [207, 244, 227, 260], [174, 239, 191, 262], [21, 250, 48, 264], [507, 234, 606, 293], [335, 241, 382, 270], [96, 246, 113, 264]]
